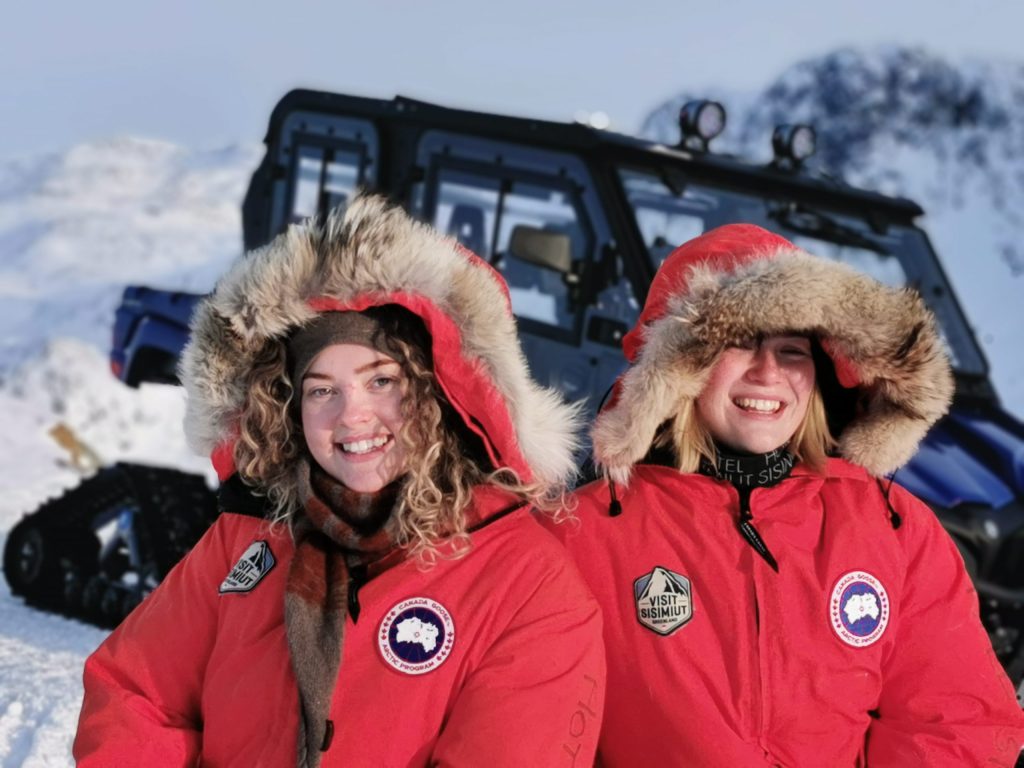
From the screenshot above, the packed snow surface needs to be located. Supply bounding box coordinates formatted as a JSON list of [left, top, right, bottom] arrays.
[[0, 137, 259, 764]]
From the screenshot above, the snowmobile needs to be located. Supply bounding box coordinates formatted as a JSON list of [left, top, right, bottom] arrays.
[[3, 449, 216, 627]]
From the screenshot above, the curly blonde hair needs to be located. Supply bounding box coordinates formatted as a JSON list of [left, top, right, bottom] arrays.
[[234, 308, 557, 562]]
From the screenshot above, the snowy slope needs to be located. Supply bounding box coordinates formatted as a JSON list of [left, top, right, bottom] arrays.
[[642, 46, 1024, 418], [0, 138, 260, 764]]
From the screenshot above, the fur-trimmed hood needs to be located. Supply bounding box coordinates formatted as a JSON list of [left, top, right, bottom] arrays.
[[593, 223, 953, 485], [180, 194, 581, 493]]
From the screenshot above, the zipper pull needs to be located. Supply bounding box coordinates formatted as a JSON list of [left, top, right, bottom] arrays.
[[736, 488, 779, 572], [347, 563, 367, 623], [321, 719, 334, 751], [608, 477, 622, 517]]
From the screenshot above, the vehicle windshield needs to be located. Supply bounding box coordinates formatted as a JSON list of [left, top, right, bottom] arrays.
[[619, 167, 986, 375]]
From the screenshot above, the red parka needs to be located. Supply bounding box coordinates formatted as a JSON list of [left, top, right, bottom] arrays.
[[74, 196, 604, 766], [560, 461, 1024, 766], [561, 224, 1024, 766], [76, 488, 604, 767]]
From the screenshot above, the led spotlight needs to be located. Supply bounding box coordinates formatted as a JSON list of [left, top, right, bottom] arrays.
[[772, 124, 817, 168], [678, 100, 726, 152]]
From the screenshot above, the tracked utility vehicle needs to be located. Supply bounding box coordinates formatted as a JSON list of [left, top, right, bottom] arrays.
[[7, 91, 1024, 689]]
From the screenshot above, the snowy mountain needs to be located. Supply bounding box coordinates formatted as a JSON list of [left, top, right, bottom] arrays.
[[642, 46, 1024, 418]]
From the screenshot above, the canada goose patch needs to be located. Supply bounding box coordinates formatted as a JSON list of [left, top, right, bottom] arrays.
[[830, 570, 890, 647], [378, 597, 455, 675]]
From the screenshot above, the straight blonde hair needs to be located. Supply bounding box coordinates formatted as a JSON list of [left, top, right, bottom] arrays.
[[663, 384, 837, 474]]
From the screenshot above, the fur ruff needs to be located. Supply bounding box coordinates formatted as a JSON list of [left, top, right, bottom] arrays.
[[593, 245, 954, 484], [180, 195, 582, 493]]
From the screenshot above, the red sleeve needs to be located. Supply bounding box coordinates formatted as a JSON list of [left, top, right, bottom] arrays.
[[431, 550, 606, 767], [73, 516, 237, 766], [867, 486, 1024, 767]]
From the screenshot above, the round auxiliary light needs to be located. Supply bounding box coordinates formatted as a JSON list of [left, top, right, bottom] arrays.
[[678, 100, 726, 151], [772, 124, 817, 166]]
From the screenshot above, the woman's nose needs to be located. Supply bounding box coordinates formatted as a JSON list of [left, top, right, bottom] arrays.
[[746, 348, 782, 381], [336, 389, 371, 425]]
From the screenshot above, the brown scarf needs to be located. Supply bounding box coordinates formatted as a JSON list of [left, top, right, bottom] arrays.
[[286, 459, 408, 767]]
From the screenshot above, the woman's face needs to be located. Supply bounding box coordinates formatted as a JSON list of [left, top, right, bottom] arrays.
[[300, 343, 410, 493], [695, 335, 816, 454]]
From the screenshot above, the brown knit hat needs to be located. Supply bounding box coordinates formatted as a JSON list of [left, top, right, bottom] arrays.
[[287, 306, 429, 384]]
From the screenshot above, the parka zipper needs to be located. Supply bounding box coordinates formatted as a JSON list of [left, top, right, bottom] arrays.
[[743, 486, 777, 765], [736, 486, 779, 572]]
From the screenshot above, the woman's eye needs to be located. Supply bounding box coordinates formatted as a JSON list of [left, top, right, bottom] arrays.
[[371, 376, 397, 389], [781, 346, 811, 358], [306, 386, 332, 398]]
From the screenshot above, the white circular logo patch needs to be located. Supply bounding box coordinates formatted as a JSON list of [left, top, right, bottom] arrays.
[[378, 596, 455, 675], [830, 570, 890, 647]]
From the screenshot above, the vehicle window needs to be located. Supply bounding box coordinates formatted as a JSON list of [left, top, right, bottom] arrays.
[[272, 112, 379, 238], [495, 183, 581, 328], [620, 169, 706, 266], [432, 173, 500, 258], [789, 237, 907, 287], [292, 147, 324, 221], [432, 168, 589, 333], [289, 145, 364, 224]]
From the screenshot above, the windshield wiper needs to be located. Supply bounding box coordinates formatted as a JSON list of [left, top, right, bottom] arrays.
[[768, 203, 891, 256]]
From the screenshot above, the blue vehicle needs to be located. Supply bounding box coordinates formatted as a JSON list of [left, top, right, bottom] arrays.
[[7, 91, 1024, 688]]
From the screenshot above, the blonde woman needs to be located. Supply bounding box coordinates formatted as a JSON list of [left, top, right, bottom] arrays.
[[558, 224, 1024, 766], [74, 196, 604, 767]]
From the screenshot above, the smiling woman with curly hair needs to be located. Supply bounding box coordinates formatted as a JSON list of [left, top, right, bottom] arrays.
[[235, 303, 557, 562], [74, 196, 604, 768]]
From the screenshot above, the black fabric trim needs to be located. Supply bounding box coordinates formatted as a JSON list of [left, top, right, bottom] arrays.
[[877, 475, 902, 529], [466, 501, 529, 533], [217, 474, 272, 519], [697, 446, 789, 572], [639, 433, 678, 468], [698, 445, 795, 489]]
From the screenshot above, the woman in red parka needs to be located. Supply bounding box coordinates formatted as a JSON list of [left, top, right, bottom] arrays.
[[74, 195, 605, 767], [557, 223, 1024, 766]]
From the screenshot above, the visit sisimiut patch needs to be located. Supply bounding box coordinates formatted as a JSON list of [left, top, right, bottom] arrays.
[[378, 597, 455, 675], [634, 566, 693, 636], [830, 570, 890, 647], [219, 541, 276, 594]]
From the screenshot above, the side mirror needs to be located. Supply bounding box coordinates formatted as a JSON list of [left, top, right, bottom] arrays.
[[508, 225, 573, 274]]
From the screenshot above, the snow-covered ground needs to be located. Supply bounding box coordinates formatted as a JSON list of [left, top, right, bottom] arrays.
[[0, 580, 107, 766], [0, 138, 259, 765]]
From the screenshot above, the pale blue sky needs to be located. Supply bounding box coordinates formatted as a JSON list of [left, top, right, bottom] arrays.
[[2, 0, 1020, 159]]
